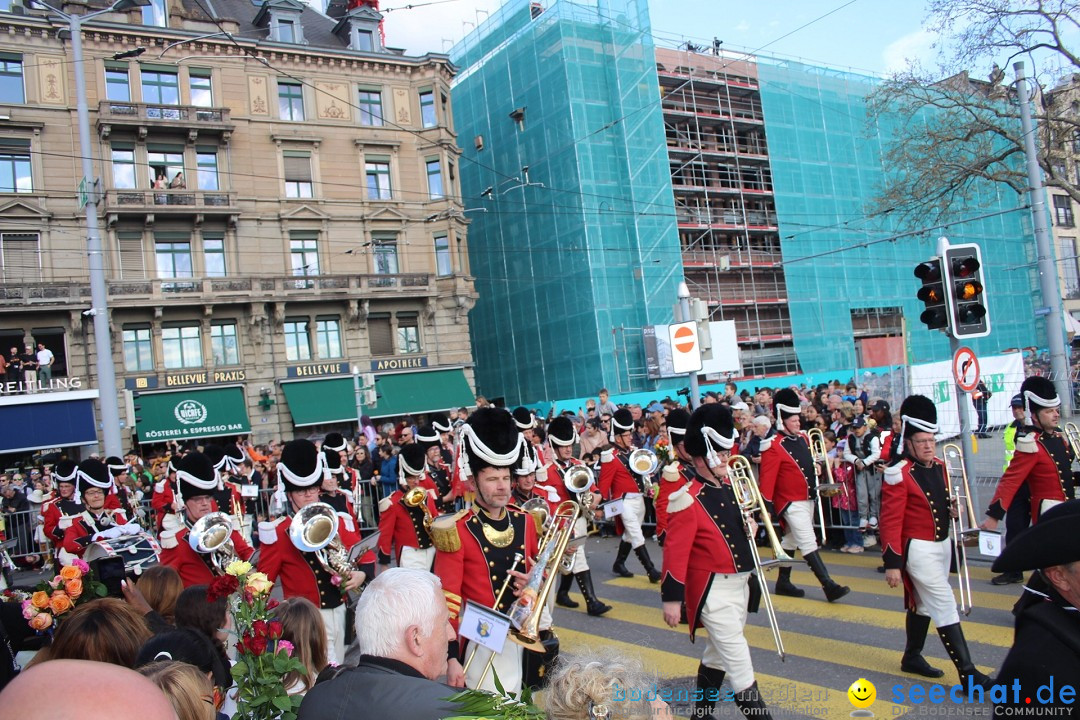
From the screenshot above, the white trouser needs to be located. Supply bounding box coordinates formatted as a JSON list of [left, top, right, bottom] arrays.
[[621, 494, 646, 549], [780, 500, 819, 555], [1040, 498, 1063, 517], [320, 604, 347, 665], [465, 640, 523, 695], [906, 538, 960, 627], [699, 573, 756, 693], [561, 516, 590, 574], [399, 545, 436, 571]]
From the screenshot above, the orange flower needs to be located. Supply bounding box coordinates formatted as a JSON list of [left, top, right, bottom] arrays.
[[49, 591, 73, 615], [29, 612, 53, 631], [65, 578, 83, 599], [59, 565, 82, 581], [31, 591, 50, 610]]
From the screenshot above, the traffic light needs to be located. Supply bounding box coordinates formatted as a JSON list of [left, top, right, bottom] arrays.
[[943, 243, 990, 339], [914, 259, 948, 330]]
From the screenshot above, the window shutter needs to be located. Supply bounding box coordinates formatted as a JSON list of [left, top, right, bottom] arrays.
[[118, 233, 145, 279], [1, 233, 39, 282], [283, 154, 312, 181], [367, 315, 392, 356]]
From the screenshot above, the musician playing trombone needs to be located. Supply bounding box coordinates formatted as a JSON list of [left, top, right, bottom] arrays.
[[660, 404, 772, 720], [159, 451, 253, 587], [759, 388, 850, 602], [880, 394, 991, 688]]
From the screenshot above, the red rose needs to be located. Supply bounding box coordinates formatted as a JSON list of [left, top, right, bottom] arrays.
[[206, 575, 239, 603], [267, 620, 283, 640], [252, 619, 268, 637], [246, 634, 268, 656], [265, 598, 279, 611]]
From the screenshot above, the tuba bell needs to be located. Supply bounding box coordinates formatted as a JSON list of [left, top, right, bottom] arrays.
[[519, 497, 550, 534], [289, 502, 354, 582], [188, 511, 238, 575], [562, 464, 596, 510], [627, 448, 658, 492], [402, 486, 435, 533]]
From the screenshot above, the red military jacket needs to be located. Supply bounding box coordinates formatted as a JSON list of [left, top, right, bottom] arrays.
[[61, 509, 129, 557], [759, 431, 815, 516], [660, 473, 754, 638], [987, 428, 1073, 523], [377, 488, 437, 564], [545, 458, 580, 505], [151, 478, 176, 532], [160, 521, 255, 587], [434, 506, 539, 656], [655, 461, 694, 540], [42, 497, 82, 547], [257, 513, 361, 609], [598, 445, 641, 500]]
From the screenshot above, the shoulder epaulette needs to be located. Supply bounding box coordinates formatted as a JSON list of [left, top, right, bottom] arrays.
[[759, 437, 773, 453], [883, 460, 907, 486], [430, 509, 467, 552], [600, 448, 614, 464], [257, 517, 286, 545], [159, 528, 181, 549], [377, 496, 393, 514], [666, 485, 695, 514], [1016, 432, 1038, 453]]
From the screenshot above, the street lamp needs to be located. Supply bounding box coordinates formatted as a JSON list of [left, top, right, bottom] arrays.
[[33, 0, 149, 457]]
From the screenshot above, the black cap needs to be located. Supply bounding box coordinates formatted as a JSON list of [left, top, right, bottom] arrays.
[[684, 404, 735, 459], [323, 432, 347, 452], [1020, 376, 1059, 414], [75, 459, 112, 495], [511, 406, 534, 430], [175, 452, 219, 500], [611, 408, 634, 434], [870, 400, 890, 413], [415, 424, 441, 452], [430, 413, 452, 434], [899, 394, 937, 439], [992, 500, 1080, 572], [1010, 393, 1024, 408], [851, 415, 867, 429], [666, 408, 690, 439], [398, 443, 428, 478], [54, 459, 78, 485], [461, 407, 523, 475], [546, 415, 576, 447], [278, 439, 324, 492]]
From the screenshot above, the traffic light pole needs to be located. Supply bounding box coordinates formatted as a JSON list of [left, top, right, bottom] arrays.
[[938, 238, 979, 485], [1015, 62, 1073, 418]]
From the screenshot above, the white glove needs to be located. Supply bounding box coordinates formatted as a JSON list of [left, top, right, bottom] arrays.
[[92, 526, 125, 542], [118, 523, 143, 537]]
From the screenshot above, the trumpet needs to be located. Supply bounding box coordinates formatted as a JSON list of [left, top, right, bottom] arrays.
[[728, 455, 790, 660], [628, 448, 658, 493], [403, 486, 435, 534], [943, 444, 979, 616], [289, 502, 355, 584], [562, 463, 597, 510], [806, 428, 842, 546], [188, 511, 239, 575], [1065, 422, 1080, 462]]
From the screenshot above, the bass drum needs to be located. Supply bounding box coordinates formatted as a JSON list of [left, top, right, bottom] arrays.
[[84, 532, 162, 576]]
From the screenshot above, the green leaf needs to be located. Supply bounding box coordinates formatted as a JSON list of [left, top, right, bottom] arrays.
[[272, 696, 293, 712], [94, 584, 107, 597], [231, 661, 248, 677]]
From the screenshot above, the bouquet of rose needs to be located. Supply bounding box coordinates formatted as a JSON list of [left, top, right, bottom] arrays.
[[216, 560, 306, 720], [18, 558, 105, 636], [653, 436, 674, 467]]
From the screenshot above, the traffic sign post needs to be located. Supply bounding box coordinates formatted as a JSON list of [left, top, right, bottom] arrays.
[[669, 321, 702, 375]]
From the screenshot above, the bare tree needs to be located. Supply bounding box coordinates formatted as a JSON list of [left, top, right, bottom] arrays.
[[869, 0, 1080, 226]]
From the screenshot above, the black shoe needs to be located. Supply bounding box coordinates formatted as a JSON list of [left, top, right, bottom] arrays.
[[991, 572, 1023, 586], [805, 550, 850, 602], [555, 573, 579, 608], [694, 663, 726, 717], [938, 623, 992, 688], [612, 541, 634, 578], [901, 612, 945, 678], [733, 681, 773, 720], [774, 565, 805, 598], [574, 571, 612, 617], [634, 545, 662, 583]]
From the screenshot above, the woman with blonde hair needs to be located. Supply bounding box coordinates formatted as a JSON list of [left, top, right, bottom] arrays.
[[271, 596, 327, 696], [543, 651, 675, 720], [138, 660, 215, 720], [137, 565, 184, 625]]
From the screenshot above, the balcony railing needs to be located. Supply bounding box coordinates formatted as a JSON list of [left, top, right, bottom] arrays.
[[103, 190, 239, 220], [97, 101, 234, 141], [0, 274, 435, 307]]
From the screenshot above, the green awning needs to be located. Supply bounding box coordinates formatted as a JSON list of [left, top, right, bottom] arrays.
[[281, 368, 473, 426], [135, 386, 250, 442]]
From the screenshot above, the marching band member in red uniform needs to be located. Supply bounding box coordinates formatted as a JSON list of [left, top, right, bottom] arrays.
[[257, 439, 367, 666], [60, 460, 133, 561], [151, 460, 180, 533], [434, 408, 539, 694], [418, 424, 461, 512], [655, 407, 692, 546], [599, 407, 661, 582], [513, 407, 551, 469], [103, 456, 135, 516], [983, 376, 1073, 530], [431, 413, 456, 465], [321, 444, 357, 520], [41, 460, 82, 552], [546, 416, 610, 616], [759, 388, 849, 602], [377, 443, 438, 571], [881, 395, 991, 688], [661, 404, 771, 719], [203, 445, 242, 526], [159, 452, 254, 587]]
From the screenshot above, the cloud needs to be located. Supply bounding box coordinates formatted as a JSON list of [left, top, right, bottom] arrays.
[[735, 20, 750, 33], [882, 27, 935, 73], [380, 0, 506, 56]]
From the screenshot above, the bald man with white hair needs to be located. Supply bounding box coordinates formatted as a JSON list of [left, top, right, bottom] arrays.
[[298, 568, 466, 720], [0, 660, 178, 720]]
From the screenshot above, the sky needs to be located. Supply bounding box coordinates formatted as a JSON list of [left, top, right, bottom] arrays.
[[372, 0, 936, 76]]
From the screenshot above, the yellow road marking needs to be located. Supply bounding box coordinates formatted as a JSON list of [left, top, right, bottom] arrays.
[[784, 568, 1017, 613], [558, 627, 910, 718], [820, 549, 999, 582]]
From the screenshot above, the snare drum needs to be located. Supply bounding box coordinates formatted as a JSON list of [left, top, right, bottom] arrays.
[[84, 532, 162, 576]]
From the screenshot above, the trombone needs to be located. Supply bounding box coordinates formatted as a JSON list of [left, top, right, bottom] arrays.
[[1065, 422, 1080, 463], [806, 428, 842, 546], [943, 444, 979, 616], [728, 455, 791, 660]]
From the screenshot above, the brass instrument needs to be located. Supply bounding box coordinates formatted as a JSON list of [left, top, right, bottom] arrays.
[[728, 455, 790, 660], [628, 448, 658, 493], [231, 490, 248, 543], [519, 497, 549, 534], [461, 552, 523, 687], [806, 428, 842, 546], [943, 444, 979, 616], [403, 486, 435, 534], [188, 511, 239, 575], [289, 502, 354, 583], [562, 464, 597, 510], [508, 500, 579, 647], [1065, 422, 1080, 462]]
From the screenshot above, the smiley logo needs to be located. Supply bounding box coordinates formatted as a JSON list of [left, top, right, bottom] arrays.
[[848, 678, 876, 711]]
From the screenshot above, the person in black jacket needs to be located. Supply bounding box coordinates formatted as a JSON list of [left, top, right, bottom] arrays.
[[298, 568, 464, 720]]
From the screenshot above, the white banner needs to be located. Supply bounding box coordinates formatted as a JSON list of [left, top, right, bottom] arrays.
[[907, 352, 1026, 437]]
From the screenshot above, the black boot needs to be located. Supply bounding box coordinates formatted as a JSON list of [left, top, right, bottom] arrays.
[[575, 571, 612, 616], [555, 573, 579, 608], [901, 611, 944, 678], [805, 550, 850, 602], [937, 623, 991, 688], [694, 663, 726, 717], [612, 541, 634, 578], [774, 565, 805, 598], [734, 681, 773, 720], [991, 571, 1023, 586], [634, 545, 662, 583]]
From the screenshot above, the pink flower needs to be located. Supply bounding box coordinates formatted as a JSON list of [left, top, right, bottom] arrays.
[[330, 574, 342, 587], [72, 558, 90, 574], [277, 640, 294, 657], [48, 576, 63, 589], [20, 600, 36, 620]]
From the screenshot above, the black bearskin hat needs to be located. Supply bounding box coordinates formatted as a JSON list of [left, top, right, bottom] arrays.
[[54, 459, 78, 485], [105, 456, 126, 477], [666, 408, 691, 440], [76, 458, 113, 495], [899, 394, 938, 440], [430, 413, 452, 434], [323, 432, 347, 452], [399, 443, 428, 478], [460, 407, 524, 476], [511, 406, 535, 430], [546, 415, 576, 447], [684, 404, 736, 459], [278, 439, 324, 493], [1020, 376, 1059, 415], [322, 446, 343, 475], [176, 451, 219, 500]]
